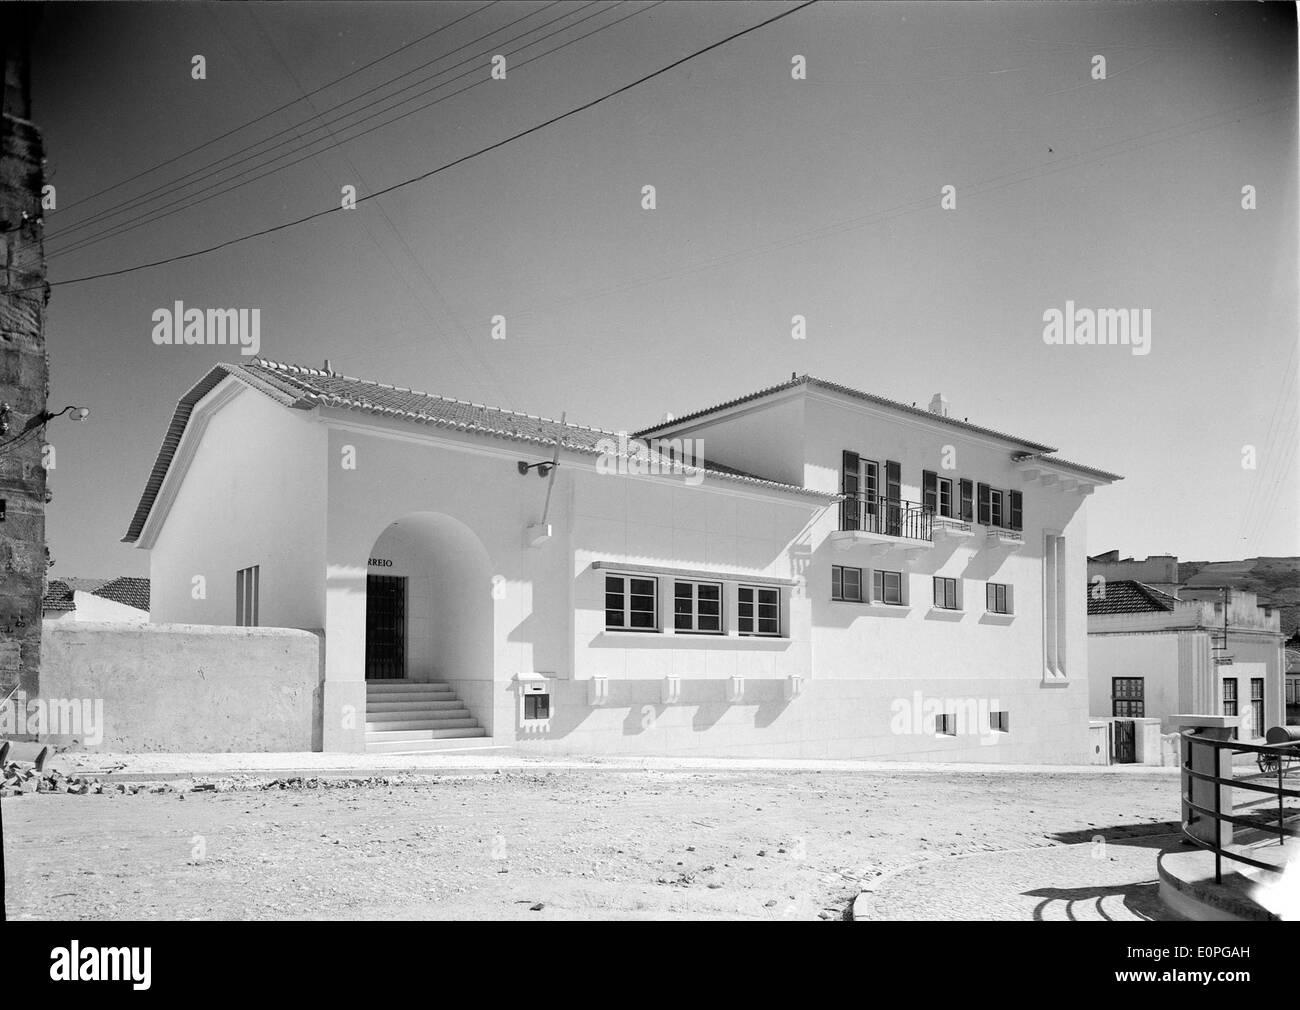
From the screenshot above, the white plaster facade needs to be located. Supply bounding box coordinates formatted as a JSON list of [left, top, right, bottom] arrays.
[[134, 362, 1119, 761], [1087, 590, 1286, 740]]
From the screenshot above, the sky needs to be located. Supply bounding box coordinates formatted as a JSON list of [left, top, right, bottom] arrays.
[[21, 0, 1299, 578]]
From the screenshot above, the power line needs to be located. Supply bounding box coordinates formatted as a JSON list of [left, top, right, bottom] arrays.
[[242, 4, 519, 412], [47, 0, 580, 245], [1237, 341, 1297, 545], [49, 0, 627, 257], [13, 0, 818, 292], [55, 0, 500, 215]]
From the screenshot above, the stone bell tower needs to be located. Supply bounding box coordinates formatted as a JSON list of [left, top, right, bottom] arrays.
[[0, 6, 49, 705]]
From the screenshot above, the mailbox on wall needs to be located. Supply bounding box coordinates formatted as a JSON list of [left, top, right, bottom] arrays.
[[514, 672, 553, 732]]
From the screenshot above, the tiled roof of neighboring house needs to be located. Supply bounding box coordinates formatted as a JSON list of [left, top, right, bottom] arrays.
[[42, 580, 76, 613], [123, 360, 837, 543], [634, 374, 1123, 482], [42, 577, 151, 614], [92, 576, 150, 612], [1087, 579, 1182, 616]]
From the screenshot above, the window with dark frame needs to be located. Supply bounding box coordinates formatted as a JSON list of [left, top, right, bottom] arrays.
[[841, 452, 881, 531], [1112, 677, 1145, 718], [832, 565, 863, 602], [922, 471, 955, 519], [933, 576, 958, 610], [959, 479, 974, 522], [236, 565, 259, 627], [872, 569, 904, 605], [605, 574, 658, 631], [1222, 677, 1238, 716], [674, 580, 722, 634], [986, 582, 1011, 614], [738, 585, 780, 636], [990, 710, 1010, 733], [935, 713, 956, 736], [937, 477, 953, 518]]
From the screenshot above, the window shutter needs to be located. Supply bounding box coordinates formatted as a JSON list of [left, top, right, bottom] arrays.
[[842, 451, 860, 493], [922, 470, 937, 512], [886, 460, 901, 503], [1009, 490, 1023, 531], [959, 479, 973, 522], [977, 483, 991, 525], [1005, 584, 1014, 614], [841, 451, 860, 531]]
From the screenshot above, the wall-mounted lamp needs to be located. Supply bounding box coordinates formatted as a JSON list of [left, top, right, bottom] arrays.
[[16, 404, 90, 437], [516, 460, 555, 478]]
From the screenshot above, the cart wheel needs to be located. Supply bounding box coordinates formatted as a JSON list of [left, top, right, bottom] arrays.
[[1258, 752, 1280, 774]]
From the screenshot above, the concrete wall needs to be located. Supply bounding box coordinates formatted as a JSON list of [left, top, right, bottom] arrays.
[[149, 380, 327, 629], [38, 622, 323, 751]]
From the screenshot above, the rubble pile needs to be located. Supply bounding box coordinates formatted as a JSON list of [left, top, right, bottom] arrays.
[[1, 762, 104, 796]]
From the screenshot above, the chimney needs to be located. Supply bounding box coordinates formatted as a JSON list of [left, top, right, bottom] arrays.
[[323, 359, 333, 374], [928, 393, 949, 417]]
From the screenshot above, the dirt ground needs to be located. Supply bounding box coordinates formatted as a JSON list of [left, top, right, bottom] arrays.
[[2, 767, 1182, 920]]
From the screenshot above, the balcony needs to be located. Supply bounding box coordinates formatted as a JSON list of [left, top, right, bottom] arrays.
[[985, 526, 1025, 549], [931, 515, 974, 542], [831, 495, 933, 553]]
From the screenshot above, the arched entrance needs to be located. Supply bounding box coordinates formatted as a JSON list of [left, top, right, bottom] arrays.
[[362, 512, 495, 746]]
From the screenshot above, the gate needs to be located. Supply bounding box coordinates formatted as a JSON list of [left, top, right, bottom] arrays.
[[1111, 719, 1137, 764], [365, 575, 406, 680]]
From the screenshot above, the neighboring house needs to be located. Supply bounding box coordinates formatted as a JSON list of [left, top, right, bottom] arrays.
[[43, 577, 150, 623], [1086, 571, 1286, 741], [122, 358, 1119, 758]]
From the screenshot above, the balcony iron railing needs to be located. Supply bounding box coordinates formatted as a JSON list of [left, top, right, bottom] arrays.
[[1180, 732, 1300, 885], [838, 494, 933, 542]]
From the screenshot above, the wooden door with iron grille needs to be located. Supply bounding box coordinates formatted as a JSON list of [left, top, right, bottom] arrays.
[[365, 575, 406, 680], [1111, 720, 1137, 764]]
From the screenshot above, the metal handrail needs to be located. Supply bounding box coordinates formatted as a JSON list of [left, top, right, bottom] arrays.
[[1180, 731, 1300, 883], [838, 494, 933, 542]]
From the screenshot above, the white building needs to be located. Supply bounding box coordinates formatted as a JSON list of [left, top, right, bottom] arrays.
[[1086, 573, 1286, 743], [124, 359, 1120, 760]]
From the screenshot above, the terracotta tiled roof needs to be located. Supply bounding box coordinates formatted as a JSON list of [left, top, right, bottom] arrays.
[[42, 577, 151, 614], [123, 360, 836, 543], [1087, 580, 1182, 616], [42, 580, 76, 613], [91, 576, 150, 613]]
